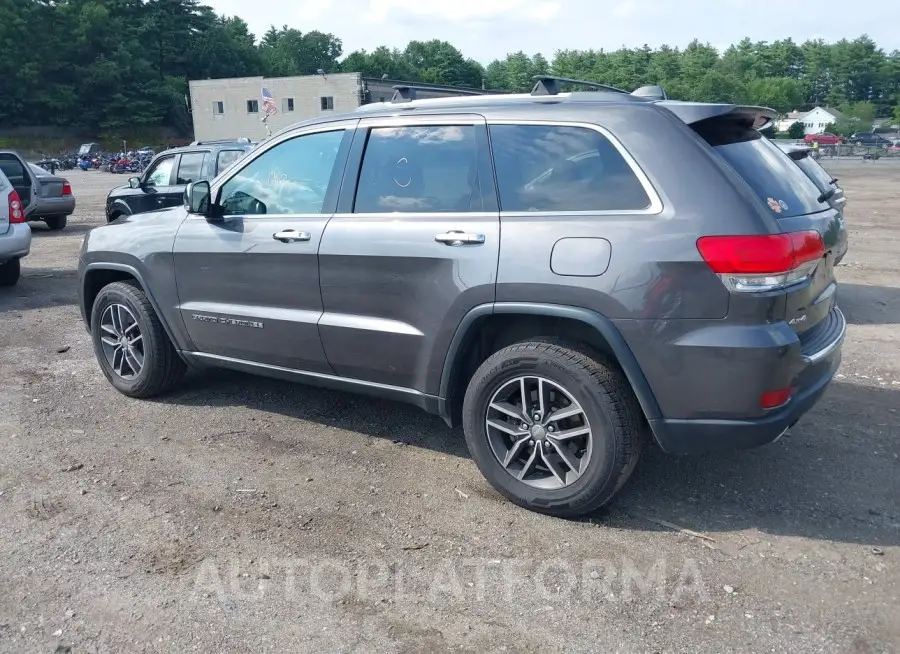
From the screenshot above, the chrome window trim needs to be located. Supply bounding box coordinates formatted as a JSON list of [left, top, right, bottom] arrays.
[[199, 122, 357, 221], [486, 119, 664, 216]]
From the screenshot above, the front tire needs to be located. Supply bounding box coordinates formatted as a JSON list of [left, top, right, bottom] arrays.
[[462, 340, 645, 518], [90, 281, 186, 397], [0, 258, 21, 287], [44, 215, 67, 231]]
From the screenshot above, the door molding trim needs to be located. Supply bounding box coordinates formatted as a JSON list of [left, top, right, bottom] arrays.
[[181, 351, 441, 413]]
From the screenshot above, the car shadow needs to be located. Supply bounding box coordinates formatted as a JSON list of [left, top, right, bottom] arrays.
[[611, 379, 899, 548], [158, 371, 898, 548], [838, 283, 900, 325], [0, 266, 78, 311]]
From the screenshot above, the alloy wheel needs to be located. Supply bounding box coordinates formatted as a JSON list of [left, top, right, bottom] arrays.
[[485, 375, 593, 490], [98, 303, 144, 380]]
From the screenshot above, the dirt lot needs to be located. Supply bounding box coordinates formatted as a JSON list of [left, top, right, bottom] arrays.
[[0, 164, 897, 653]]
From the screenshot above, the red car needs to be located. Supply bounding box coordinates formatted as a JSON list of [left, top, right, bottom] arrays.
[[804, 132, 844, 145]]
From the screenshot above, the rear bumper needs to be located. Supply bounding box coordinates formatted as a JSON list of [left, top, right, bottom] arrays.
[[0, 223, 32, 262], [622, 305, 846, 455], [30, 196, 76, 218]]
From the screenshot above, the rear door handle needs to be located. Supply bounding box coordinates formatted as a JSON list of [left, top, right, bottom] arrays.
[[435, 231, 485, 246], [273, 229, 311, 243]]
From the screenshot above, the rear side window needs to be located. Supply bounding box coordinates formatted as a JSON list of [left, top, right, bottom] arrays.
[[693, 120, 828, 218], [216, 149, 245, 175], [176, 152, 207, 184], [354, 125, 482, 213], [489, 124, 651, 212]]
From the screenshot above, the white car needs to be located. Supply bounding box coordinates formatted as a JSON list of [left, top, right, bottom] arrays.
[[0, 151, 37, 286]]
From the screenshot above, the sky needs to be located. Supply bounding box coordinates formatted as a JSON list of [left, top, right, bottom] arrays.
[[205, 0, 895, 63]]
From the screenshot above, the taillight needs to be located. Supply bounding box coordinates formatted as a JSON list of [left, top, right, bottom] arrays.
[[8, 190, 24, 224], [62, 182, 72, 196], [697, 230, 825, 293], [760, 387, 792, 409]]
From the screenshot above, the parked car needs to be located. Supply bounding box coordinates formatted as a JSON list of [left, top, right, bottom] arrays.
[[79, 80, 847, 516], [804, 132, 844, 145], [774, 143, 846, 210], [0, 155, 36, 286], [848, 132, 892, 147], [105, 139, 253, 222], [27, 163, 75, 231]]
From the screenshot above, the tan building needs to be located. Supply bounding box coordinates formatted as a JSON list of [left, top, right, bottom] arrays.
[[188, 73, 492, 141]]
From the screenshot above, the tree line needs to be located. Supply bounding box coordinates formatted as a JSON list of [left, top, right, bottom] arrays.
[[1, 0, 898, 137]]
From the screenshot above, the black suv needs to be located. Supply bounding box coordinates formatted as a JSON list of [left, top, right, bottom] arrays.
[[79, 78, 847, 517], [105, 139, 254, 222]]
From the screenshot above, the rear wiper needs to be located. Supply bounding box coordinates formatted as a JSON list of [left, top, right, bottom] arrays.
[[818, 188, 837, 203]]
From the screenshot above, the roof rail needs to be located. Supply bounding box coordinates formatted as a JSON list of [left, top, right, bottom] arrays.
[[390, 83, 487, 103], [189, 137, 252, 146], [531, 75, 628, 96]]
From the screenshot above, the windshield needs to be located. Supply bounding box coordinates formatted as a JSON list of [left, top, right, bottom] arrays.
[[693, 119, 829, 218]]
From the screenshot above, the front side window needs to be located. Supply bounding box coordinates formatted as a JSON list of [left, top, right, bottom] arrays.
[[176, 152, 207, 185], [144, 156, 175, 186], [490, 124, 652, 212], [354, 125, 482, 213], [218, 130, 345, 216]]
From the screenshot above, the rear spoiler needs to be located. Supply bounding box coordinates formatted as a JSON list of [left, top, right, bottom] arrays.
[[658, 101, 776, 130], [783, 147, 812, 161]]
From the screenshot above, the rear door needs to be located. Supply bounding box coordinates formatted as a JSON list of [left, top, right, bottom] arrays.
[[691, 116, 844, 340], [317, 115, 500, 392], [0, 150, 39, 216]]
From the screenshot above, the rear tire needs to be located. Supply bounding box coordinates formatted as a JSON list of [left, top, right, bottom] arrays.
[[90, 281, 186, 397], [44, 215, 67, 231], [462, 339, 645, 518], [0, 258, 21, 287]]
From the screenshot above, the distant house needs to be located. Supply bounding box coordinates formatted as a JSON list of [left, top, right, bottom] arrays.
[[776, 107, 843, 135]]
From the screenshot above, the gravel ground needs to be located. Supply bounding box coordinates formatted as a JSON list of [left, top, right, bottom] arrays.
[[0, 164, 897, 653]]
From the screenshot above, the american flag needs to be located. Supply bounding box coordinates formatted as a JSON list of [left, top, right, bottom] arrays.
[[261, 87, 278, 116]]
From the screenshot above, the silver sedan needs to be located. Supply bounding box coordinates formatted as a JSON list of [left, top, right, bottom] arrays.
[[28, 163, 76, 231]]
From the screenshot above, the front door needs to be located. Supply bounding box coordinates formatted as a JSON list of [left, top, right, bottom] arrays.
[[130, 153, 179, 215], [173, 123, 356, 373], [163, 151, 208, 210], [318, 116, 500, 393]]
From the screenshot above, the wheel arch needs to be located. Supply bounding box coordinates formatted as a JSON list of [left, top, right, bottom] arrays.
[[81, 263, 178, 348], [438, 303, 663, 437]]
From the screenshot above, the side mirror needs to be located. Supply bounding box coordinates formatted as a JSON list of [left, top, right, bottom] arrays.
[[128, 176, 141, 189], [185, 181, 212, 216]]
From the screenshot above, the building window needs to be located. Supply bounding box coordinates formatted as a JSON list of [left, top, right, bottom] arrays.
[[283, 98, 294, 112], [247, 99, 259, 113], [320, 96, 334, 111], [212, 101, 224, 115]]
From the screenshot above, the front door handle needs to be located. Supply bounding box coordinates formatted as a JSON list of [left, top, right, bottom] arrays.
[[273, 229, 311, 243], [435, 231, 485, 246]]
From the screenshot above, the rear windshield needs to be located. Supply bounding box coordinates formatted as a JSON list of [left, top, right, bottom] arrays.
[[693, 119, 829, 218]]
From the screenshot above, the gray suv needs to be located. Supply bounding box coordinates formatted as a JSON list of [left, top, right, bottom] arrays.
[[78, 78, 847, 517]]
